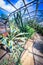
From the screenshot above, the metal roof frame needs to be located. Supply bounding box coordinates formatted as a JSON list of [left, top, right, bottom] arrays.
[[7, 0, 17, 10], [34, 0, 39, 19], [8, 0, 35, 16], [0, 7, 10, 13], [22, 0, 31, 20], [0, 0, 43, 23]]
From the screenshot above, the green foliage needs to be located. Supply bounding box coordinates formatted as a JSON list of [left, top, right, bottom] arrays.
[[36, 25, 43, 35], [13, 11, 35, 37], [0, 11, 35, 65], [0, 58, 8, 65], [1, 24, 28, 52], [0, 43, 24, 65], [24, 25, 35, 38], [28, 20, 43, 36], [14, 11, 23, 28]]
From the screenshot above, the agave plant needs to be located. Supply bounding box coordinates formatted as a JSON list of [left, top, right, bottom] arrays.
[[0, 20, 29, 65], [1, 20, 29, 52]]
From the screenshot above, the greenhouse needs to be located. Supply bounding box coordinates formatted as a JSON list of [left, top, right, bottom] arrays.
[[0, 0, 43, 65]]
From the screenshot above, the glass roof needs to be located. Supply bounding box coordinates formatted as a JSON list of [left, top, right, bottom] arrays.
[[0, 0, 43, 23]]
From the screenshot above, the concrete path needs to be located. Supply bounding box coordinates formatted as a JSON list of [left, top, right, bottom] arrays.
[[21, 33, 43, 65]]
